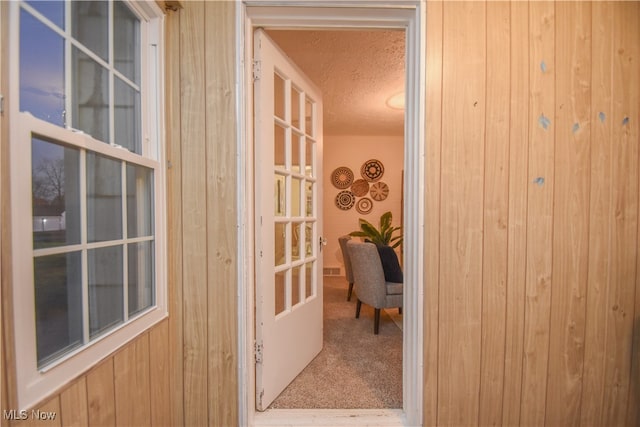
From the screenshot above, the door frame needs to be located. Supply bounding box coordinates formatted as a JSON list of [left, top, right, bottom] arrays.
[[236, 2, 426, 426]]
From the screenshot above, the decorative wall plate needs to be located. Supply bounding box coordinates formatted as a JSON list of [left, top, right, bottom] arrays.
[[331, 166, 354, 189], [370, 181, 389, 201], [360, 159, 384, 182], [335, 190, 356, 210], [351, 179, 370, 197], [356, 197, 374, 215]]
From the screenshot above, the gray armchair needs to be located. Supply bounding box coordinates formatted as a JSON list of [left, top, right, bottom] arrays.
[[346, 240, 403, 334], [338, 235, 355, 301]]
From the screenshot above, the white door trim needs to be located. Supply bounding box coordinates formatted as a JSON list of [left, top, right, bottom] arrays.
[[236, 2, 426, 426]]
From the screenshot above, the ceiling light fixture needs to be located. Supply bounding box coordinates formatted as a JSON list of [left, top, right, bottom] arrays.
[[386, 91, 405, 110]]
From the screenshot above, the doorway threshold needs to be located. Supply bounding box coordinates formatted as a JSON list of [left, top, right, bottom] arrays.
[[254, 409, 406, 427]]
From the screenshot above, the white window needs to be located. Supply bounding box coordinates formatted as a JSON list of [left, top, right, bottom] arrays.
[[8, 0, 166, 410]]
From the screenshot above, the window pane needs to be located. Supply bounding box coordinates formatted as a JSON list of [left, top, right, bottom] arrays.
[[292, 265, 302, 306], [305, 182, 313, 217], [291, 177, 301, 217], [274, 174, 285, 217], [114, 1, 140, 84], [305, 140, 314, 177], [72, 47, 109, 142], [127, 164, 153, 238], [291, 86, 301, 129], [34, 252, 82, 367], [115, 77, 141, 154], [26, 1, 65, 29], [87, 153, 122, 242], [291, 134, 301, 174], [88, 245, 124, 338], [32, 138, 81, 249], [72, 1, 108, 61], [292, 222, 302, 262], [275, 222, 286, 266], [274, 73, 285, 120], [20, 9, 65, 126], [305, 97, 314, 136], [275, 270, 285, 316], [274, 124, 286, 170], [305, 261, 314, 298], [128, 241, 154, 316]]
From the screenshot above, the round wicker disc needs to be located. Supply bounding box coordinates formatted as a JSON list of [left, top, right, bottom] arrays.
[[331, 166, 354, 189], [351, 179, 370, 197], [360, 159, 385, 182], [335, 190, 356, 210], [356, 197, 374, 215], [370, 181, 389, 201]]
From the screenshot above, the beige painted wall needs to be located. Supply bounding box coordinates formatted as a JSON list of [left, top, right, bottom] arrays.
[[323, 135, 404, 273]]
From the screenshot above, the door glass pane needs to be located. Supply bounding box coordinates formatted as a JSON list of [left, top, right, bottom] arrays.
[[88, 245, 124, 338], [305, 182, 314, 217], [26, 1, 65, 29], [34, 251, 82, 367], [114, 0, 141, 84], [32, 138, 81, 249], [73, 46, 109, 143], [128, 240, 154, 316], [305, 97, 314, 137], [291, 178, 301, 217], [305, 140, 314, 177], [274, 222, 286, 266], [87, 153, 122, 242], [292, 222, 302, 262], [305, 261, 314, 299], [127, 164, 153, 238], [275, 270, 286, 316], [305, 223, 314, 257], [291, 134, 301, 174], [274, 72, 285, 120], [20, 10, 65, 126], [115, 77, 141, 154], [292, 265, 302, 306], [72, 1, 108, 62], [274, 124, 286, 170], [274, 174, 286, 217], [291, 86, 301, 129]]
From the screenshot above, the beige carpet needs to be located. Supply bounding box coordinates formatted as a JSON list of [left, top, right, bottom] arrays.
[[268, 276, 403, 409]]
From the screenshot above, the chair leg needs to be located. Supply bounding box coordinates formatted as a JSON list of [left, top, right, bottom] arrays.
[[374, 308, 381, 334], [347, 282, 354, 301], [355, 299, 362, 318], [399, 307, 402, 315]]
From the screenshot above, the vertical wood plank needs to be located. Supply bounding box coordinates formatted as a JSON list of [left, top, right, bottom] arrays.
[[204, 2, 238, 427], [620, 3, 640, 426], [150, 320, 171, 426], [179, 2, 208, 426], [438, 1, 486, 425], [60, 378, 88, 427], [114, 334, 151, 427], [479, 2, 510, 425], [86, 359, 116, 427], [519, 2, 555, 425], [424, 0, 443, 425], [22, 396, 61, 427], [502, 1, 529, 425], [581, 2, 612, 425], [165, 8, 185, 427], [545, 3, 592, 425]]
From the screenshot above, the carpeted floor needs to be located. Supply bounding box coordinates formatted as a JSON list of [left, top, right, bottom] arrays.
[[268, 276, 403, 409]]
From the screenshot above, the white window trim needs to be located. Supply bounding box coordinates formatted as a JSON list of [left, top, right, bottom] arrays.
[[8, 0, 167, 411]]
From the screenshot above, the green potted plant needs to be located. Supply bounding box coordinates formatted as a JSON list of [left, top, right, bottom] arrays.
[[349, 211, 402, 248]]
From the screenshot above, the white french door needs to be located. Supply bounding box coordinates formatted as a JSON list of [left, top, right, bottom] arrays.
[[253, 29, 324, 411]]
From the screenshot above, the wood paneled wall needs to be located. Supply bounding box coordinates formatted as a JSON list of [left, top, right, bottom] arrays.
[[165, 2, 239, 427], [424, 1, 640, 426]]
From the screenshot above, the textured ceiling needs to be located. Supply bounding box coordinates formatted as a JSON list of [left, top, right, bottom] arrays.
[[266, 29, 405, 136]]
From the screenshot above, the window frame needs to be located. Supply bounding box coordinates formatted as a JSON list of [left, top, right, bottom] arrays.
[[8, 0, 167, 411]]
